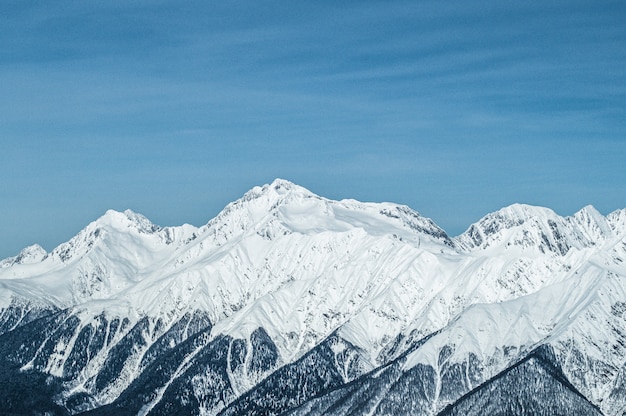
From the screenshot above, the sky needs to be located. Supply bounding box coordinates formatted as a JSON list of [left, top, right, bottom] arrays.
[[1, 0, 625, 259]]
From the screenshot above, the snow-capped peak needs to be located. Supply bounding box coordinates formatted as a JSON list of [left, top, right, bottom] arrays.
[[455, 203, 622, 256], [607, 208, 626, 237], [200, 179, 452, 249], [233, 178, 316, 210], [478, 203, 561, 228], [0, 244, 47, 268], [251, 178, 312, 197], [568, 205, 613, 245], [47, 210, 147, 263], [495, 203, 560, 221], [198, 179, 319, 244], [44, 208, 200, 266], [454, 203, 565, 253], [96, 209, 161, 234], [0, 180, 625, 416]]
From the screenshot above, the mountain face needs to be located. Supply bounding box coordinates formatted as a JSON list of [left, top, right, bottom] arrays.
[[0, 179, 625, 415]]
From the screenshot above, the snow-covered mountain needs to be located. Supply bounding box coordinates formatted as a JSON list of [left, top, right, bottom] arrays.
[[0, 179, 624, 415]]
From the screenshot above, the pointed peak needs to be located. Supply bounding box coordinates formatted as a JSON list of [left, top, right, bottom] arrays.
[[96, 209, 160, 234], [1, 244, 47, 267], [207, 180, 321, 229], [100, 208, 121, 218], [22, 243, 46, 253], [246, 179, 315, 198], [607, 207, 626, 222], [607, 208, 626, 236], [570, 205, 613, 241], [571, 205, 606, 225], [578, 204, 599, 212], [97, 209, 130, 226], [17, 244, 47, 263], [232, 179, 320, 212], [269, 178, 298, 190], [608, 207, 626, 217], [574, 204, 602, 217]]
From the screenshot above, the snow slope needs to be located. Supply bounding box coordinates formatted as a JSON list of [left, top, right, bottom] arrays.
[[0, 179, 624, 415]]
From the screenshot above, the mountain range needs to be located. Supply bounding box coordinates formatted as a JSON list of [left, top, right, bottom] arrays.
[[1, 179, 625, 415]]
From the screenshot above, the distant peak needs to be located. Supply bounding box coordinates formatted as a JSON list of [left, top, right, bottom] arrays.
[[238, 179, 317, 205], [607, 208, 626, 236], [100, 208, 141, 220], [262, 178, 313, 196], [270, 178, 297, 190], [22, 243, 46, 253], [495, 203, 559, 221], [571, 205, 605, 226], [455, 203, 566, 253], [99, 209, 128, 223], [97, 209, 161, 234], [573, 205, 602, 219], [456, 202, 618, 254], [579, 204, 598, 212], [2, 244, 47, 266], [570, 205, 612, 240]]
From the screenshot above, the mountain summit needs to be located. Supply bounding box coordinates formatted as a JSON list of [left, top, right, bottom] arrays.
[[0, 180, 625, 415]]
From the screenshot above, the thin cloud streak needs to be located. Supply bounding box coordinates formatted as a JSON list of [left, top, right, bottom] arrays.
[[0, 1, 625, 257]]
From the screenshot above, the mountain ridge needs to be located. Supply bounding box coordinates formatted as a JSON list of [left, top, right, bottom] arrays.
[[4, 179, 623, 265], [0, 179, 625, 415]]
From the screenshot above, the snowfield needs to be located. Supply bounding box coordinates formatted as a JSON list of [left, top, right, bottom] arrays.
[[0, 179, 624, 415]]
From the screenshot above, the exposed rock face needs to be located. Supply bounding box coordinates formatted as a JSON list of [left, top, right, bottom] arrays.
[[0, 179, 624, 415]]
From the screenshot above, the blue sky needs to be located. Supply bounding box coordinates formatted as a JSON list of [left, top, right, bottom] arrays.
[[1, 0, 625, 258]]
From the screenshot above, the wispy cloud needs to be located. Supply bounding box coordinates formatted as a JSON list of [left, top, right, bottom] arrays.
[[0, 0, 625, 256]]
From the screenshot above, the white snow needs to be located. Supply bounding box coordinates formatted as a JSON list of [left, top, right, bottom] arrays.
[[0, 178, 625, 412]]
